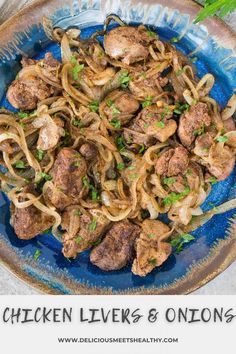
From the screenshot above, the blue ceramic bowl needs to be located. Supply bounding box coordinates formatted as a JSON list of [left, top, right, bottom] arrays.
[[0, 0, 236, 294]]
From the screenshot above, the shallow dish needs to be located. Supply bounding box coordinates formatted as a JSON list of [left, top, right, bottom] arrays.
[[0, 0, 236, 294]]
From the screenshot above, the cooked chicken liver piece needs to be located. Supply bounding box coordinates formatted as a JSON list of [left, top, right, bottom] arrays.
[[79, 142, 98, 161], [132, 220, 172, 277], [12, 185, 53, 240], [178, 102, 211, 147], [47, 148, 87, 210], [62, 208, 110, 258], [104, 26, 154, 65], [104, 91, 140, 125], [155, 146, 189, 177], [90, 220, 140, 271], [124, 105, 177, 146], [7, 52, 60, 110]]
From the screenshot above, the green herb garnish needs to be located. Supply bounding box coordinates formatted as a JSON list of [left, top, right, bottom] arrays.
[[139, 144, 145, 154], [39, 172, 52, 181], [14, 160, 25, 169], [130, 173, 138, 180], [117, 163, 125, 170], [74, 210, 82, 216], [209, 176, 218, 185], [36, 149, 45, 161], [193, 123, 205, 136], [75, 235, 83, 244], [89, 100, 99, 113], [88, 218, 97, 232], [141, 209, 150, 219], [142, 95, 153, 108], [148, 233, 156, 239], [170, 37, 179, 43], [106, 99, 114, 107], [116, 136, 126, 151], [34, 249, 42, 261], [111, 118, 121, 129], [119, 70, 131, 88], [17, 112, 28, 119], [82, 176, 90, 188], [163, 186, 190, 206], [148, 258, 157, 265], [216, 135, 228, 143], [174, 102, 190, 115], [147, 30, 157, 38], [91, 189, 99, 201], [176, 68, 186, 76], [156, 121, 165, 128], [190, 57, 198, 63], [163, 177, 176, 186], [170, 233, 195, 254], [71, 61, 84, 81]]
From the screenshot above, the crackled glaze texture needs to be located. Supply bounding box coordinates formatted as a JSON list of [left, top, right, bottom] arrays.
[[0, 0, 236, 294]]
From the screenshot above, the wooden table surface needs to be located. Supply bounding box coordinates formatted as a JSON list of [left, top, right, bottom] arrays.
[[0, 0, 235, 294]]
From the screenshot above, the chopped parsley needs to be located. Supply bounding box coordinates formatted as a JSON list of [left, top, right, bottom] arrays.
[[39, 172, 52, 181], [216, 135, 228, 143], [117, 162, 125, 170], [111, 106, 121, 117], [14, 160, 25, 169], [161, 106, 171, 119], [33, 249, 42, 261], [74, 161, 80, 167], [170, 37, 179, 43], [126, 136, 133, 144], [106, 99, 114, 107], [163, 186, 190, 206], [74, 210, 82, 216], [119, 70, 131, 88], [147, 30, 157, 38], [111, 118, 121, 129], [147, 233, 156, 239], [190, 57, 198, 63], [91, 189, 99, 201], [142, 95, 153, 108], [75, 235, 83, 244], [90, 235, 103, 247], [141, 209, 150, 219], [163, 177, 176, 186], [139, 144, 145, 154], [17, 112, 28, 119], [209, 176, 218, 185], [70, 56, 84, 81], [193, 123, 205, 136], [130, 173, 138, 180], [89, 100, 99, 113], [148, 258, 157, 265], [72, 119, 83, 127], [82, 176, 90, 188], [170, 233, 195, 254], [186, 169, 192, 176], [36, 149, 45, 161], [116, 136, 126, 151], [88, 218, 97, 232], [156, 121, 165, 128], [83, 176, 99, 200], [176, 68, 186, 76], [128, 165, 135, 170], [42, 228, 51, 234], [174, 102, 189, 115]]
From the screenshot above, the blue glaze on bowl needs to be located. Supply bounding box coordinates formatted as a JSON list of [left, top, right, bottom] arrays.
[[0, 0, 236, 294]]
